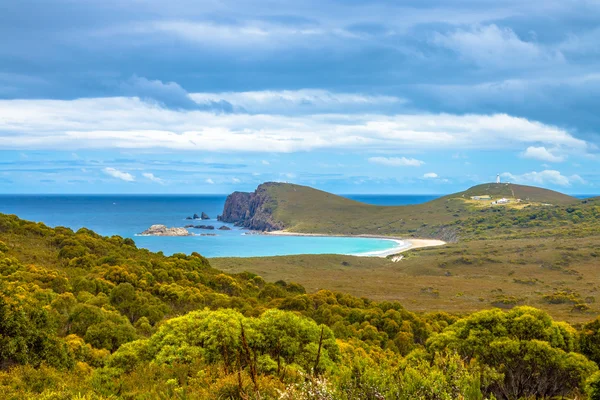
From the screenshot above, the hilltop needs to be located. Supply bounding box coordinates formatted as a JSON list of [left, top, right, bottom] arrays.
[[220, 182, 581, 240], [445, 182, 576, 205]]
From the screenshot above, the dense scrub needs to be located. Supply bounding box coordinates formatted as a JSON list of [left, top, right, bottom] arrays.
[[456, 197, 600, 239], [1, 213, 600, 399]]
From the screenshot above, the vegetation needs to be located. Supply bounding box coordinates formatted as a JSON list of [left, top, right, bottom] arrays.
[[247, 182, 583, 240], [213, 234, 600, 323], [449, 182, 576, 205], [1, 212, 600, 398], [213, 183, 600, 323]]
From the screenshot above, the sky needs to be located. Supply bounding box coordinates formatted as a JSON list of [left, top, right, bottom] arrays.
[[1, 0, 599, 194]]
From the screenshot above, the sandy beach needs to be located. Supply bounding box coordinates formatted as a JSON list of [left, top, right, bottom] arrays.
[[266, 231, 446, 258]]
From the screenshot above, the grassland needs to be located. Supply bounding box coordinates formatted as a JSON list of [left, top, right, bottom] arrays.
[[210, 182, 600, 323], [261, 182, 578, 240], [446, 182, 576, 204], [212, 234, 600, 323]]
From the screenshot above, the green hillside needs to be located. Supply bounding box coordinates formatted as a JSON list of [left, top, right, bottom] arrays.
[[258, 182, 581, 239], [445, 182, 577, 204], [264, 182, 457, 237]]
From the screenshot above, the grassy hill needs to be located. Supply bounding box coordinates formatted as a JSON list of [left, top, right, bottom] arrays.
[[253, 182, 580, 239], [265, 183, 452, 238], [444, 182, 576, 204]]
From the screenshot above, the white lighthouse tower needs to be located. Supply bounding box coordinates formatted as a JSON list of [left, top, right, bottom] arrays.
[[496, 174, 501, 184]]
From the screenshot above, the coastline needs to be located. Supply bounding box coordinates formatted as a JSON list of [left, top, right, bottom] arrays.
[[266, 230, 446, 258]]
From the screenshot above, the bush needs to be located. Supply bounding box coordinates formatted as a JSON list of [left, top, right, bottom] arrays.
[[427, 307, 597, 399]]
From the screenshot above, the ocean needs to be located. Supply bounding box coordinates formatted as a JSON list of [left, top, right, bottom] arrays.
[[0, 194, 591, 257], [0, 194, 439, 258]]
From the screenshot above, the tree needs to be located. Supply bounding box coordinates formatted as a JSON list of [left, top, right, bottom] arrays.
[[427, 306, 597, 399], [84, 320, 136, 352], [581, 317, 600, 365], [256, 309, 339, 375], [0, 291, 72, 369]]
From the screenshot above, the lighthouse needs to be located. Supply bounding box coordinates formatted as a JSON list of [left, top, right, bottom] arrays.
[[496, 174, 501, 184]]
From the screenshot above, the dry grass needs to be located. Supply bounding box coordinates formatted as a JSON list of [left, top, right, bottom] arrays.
[[461, 198, 542, 210], [212, 235, 600, 323]]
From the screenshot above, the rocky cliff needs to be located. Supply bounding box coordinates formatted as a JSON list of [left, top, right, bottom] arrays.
[[219, 183, 285, 231]]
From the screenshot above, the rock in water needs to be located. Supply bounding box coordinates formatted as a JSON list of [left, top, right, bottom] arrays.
[[194, 225, 215, 230], [201, 212, 210, 220], [218, 225, 231, 230], [139, 225, 191, 236], [185, 216, 192, 220], [193, 213, 200, 219], [220, 183, 285, 231]]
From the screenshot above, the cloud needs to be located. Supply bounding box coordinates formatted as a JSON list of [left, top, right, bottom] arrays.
[[205, 178, 215, 184], [413, 73, 600, 135], [432, 24, 563, 69], [104, 19, 376, 53], [261, 160, 270, 165], [139, 20, 324, 48], [3, 0, 600, 146], [103, 167, 135, 182], [278, 173, 296, 180], [423, 172, 438, 178], [558, 28, 600, 55], [90, 2, 551, 57], [369, 157, 424, 167], [190, 90, 405, 114], [522, 146, 565, 162], [570, 174, 587, 185], [0, 96, 590, 154], [119, 76, 200, 110], [231, 177, 241, 183], [501, 170, 585, 187], [142, 172, 164, 184]]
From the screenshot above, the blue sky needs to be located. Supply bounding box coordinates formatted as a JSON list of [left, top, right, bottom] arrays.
[[1, 0, 599, 194]]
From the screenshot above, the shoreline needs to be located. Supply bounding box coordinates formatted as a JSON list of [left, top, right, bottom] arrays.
[[266, 230, 446, 258]]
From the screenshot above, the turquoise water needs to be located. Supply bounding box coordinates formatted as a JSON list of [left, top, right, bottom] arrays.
[[1, 194, 592, 257], [0, 194, 436, 257]]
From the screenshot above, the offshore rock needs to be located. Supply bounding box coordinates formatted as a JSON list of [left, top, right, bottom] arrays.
[[194, 225, 215, 230], [218, 226, 231, 230], [139, 225, 191, 236], [220, 182, 285, 231], [201, 212, 210, 220]]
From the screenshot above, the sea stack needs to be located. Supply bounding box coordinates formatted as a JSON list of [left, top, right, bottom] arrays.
[[201, 212, 210, 220]]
